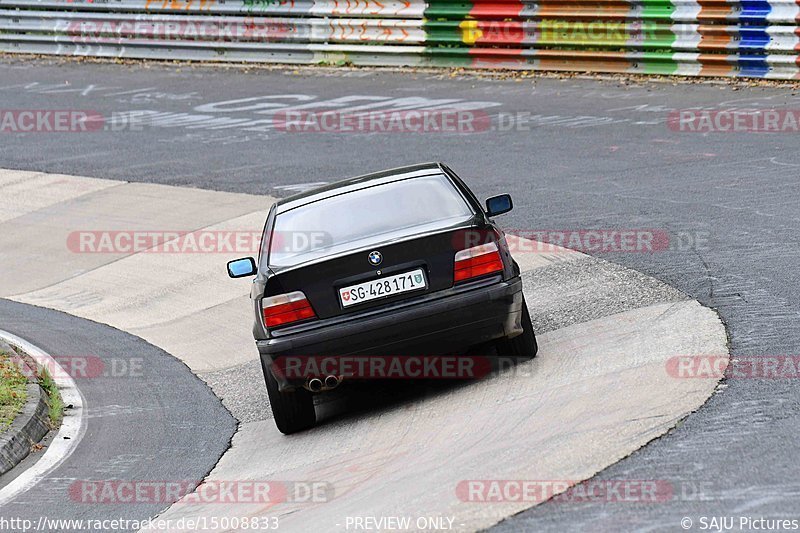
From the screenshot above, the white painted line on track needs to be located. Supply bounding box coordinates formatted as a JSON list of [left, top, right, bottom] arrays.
[[0, 329, 86, 507]]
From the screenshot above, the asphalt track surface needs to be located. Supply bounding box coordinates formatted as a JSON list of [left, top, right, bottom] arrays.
[[0, 56, 798, 529], [0, 299, 235, 525]]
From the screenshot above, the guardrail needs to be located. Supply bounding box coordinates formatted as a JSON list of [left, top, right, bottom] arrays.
[[1, 0, 798, 79]]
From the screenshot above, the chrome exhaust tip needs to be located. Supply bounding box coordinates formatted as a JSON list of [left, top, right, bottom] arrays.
[[308, 378, 323, 392], [324, 375, 339, 389]]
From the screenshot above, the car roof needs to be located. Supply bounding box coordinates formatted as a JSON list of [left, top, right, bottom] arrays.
[[275, 162, 448, 214]]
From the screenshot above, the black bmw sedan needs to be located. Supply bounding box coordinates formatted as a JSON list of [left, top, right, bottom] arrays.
[[228, 162, 536, 434]]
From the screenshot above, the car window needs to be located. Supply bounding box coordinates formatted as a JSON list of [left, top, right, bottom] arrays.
[[267, 175, 473, 267]]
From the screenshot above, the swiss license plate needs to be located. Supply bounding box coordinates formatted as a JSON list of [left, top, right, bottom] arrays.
[[339, 268, 427, 308]]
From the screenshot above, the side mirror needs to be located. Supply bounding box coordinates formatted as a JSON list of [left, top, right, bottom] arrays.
[[227, 257, 257, 278], [485, 194, 513, 217]]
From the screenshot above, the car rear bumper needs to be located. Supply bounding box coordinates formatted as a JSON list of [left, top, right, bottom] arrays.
[[257, 276, 525, 390]]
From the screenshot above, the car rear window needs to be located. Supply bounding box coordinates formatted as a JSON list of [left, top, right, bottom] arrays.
[[267, 174, 474, 267]]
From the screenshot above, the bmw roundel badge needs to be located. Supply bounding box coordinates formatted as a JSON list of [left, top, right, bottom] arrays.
[[368, 251, 382, 266]]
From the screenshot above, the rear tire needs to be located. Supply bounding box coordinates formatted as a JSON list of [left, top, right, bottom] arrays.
[[496, 297, 538, 360], [264, 363, 316, 434]]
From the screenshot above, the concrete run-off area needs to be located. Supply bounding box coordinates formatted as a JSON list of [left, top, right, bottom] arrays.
[[0, 168, 728, 531]]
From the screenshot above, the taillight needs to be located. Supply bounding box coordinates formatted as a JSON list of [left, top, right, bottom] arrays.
[[262, 291, 316, 328], [454, 241, 504, 282]]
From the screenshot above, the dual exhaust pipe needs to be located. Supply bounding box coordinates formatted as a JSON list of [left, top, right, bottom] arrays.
[[306, 375, 341, 392]]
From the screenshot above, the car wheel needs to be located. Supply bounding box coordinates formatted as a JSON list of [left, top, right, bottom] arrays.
[[496, 297, 538, 360], [263, 363, 316, 434]]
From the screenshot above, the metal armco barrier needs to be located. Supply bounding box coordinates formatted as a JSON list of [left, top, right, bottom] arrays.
[[1, 0, 799, 79]]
